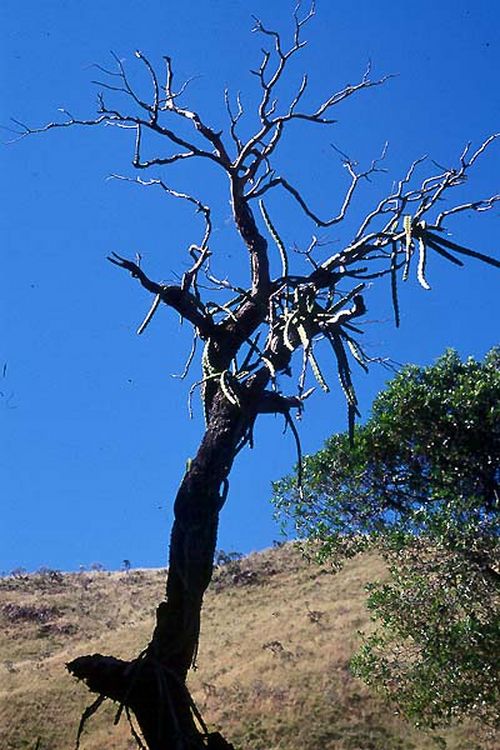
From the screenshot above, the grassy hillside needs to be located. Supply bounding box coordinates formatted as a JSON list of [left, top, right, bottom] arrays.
[[0, 545, 497, 750]]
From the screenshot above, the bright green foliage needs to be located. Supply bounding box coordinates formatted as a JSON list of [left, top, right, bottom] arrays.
[[273, 349, 500, 729]]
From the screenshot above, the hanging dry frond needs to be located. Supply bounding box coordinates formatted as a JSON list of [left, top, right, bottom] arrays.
[[390, 242, 401, 327], [402, 214, 413, 281], [259, 199, 289, 277], [425, 230, 500, 269], [219, 370, 241, 407], [416, 222, 431, 290]]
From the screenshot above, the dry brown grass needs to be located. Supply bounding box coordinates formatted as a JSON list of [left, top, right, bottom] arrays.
[[0, 546, 497, 750]]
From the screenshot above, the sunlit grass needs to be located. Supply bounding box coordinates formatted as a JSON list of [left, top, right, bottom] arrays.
[[0, 547, 497, 749]]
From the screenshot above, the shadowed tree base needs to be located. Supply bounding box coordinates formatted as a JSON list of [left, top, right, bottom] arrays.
[[67, 652, 236, 750]]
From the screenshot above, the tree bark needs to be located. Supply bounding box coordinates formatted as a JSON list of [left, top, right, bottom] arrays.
[[68, 389, 257, 749]]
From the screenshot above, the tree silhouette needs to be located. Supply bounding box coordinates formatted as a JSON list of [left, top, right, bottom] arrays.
[[12, 5, 499, 749]]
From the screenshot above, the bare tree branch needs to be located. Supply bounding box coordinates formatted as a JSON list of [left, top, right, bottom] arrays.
[[257, 390, 302, 414], [107, 253, 215, 338], [230, 7, 392, 194], [163, 56, 232, 169], [109, 173, 213, 291], [224, 89, 244, 153], [248, 142, 389, 223], [301, 135, 500, 291]]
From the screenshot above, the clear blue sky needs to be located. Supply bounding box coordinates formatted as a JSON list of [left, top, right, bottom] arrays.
[[1, 1, 498, 573]]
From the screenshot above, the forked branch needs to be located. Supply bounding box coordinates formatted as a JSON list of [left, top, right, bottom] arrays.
[[107, 253, 215, 338]]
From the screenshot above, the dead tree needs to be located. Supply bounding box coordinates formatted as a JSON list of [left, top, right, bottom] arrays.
[[12, 5, 499, 750]]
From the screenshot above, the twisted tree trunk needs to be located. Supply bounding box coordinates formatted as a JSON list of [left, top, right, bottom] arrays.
[[68, 385, 266, 749]]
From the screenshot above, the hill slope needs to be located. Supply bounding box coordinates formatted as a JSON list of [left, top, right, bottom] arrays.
[[0, 546, 497, 750]]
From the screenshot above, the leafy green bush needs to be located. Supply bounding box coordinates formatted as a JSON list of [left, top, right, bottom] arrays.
[[273, 349, 499, 728]]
